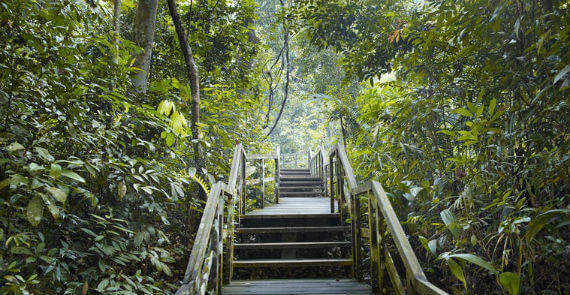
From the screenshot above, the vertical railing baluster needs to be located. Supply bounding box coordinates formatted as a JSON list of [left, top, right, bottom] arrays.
[[329, 155, 334, 213], [240, 152, 246, 215], [260, 159, 265, 208], [369, 198, 380, 293], [351, 189, 362, 281]]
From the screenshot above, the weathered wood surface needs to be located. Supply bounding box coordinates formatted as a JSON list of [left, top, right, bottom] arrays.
[[222, 279, 373, 294], [236, 226, 349, 233], [232, 258, 352, 268], [245, 197, 336, 215], [328, 144, 449, 295], [234, 241, 351, 249]]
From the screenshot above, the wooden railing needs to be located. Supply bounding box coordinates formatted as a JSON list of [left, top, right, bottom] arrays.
[[309, 143, 448, 295], [175, 144, 279, 295], [280, 151, 308, 168]]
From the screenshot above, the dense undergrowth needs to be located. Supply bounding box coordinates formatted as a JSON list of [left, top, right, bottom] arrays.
[[1, 0, 569, 294], [0, 1, 267, 294], [291, 0, 570, 293]]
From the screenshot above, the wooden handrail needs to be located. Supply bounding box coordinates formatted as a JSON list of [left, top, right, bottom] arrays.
[[325, 143, 448, 295], [176, 144, 280, 295]]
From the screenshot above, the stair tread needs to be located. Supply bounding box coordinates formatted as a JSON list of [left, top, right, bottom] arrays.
[[279, 191, 323, 196], [279, 181, 323, 185], [234, 241, 351, 249], [233, 258, 352, 267], [279, 186, 323, 189], [242, 213, 339, 219], [237, 226, 349, 233]]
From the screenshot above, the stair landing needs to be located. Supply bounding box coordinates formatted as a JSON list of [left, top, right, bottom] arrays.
[[222, 279, 373, 294], [245, 197, 333, 215]]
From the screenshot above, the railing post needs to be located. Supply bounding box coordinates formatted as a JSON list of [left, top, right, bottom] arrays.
[[241, 152, 246, 215], [337, 159, 345, 218], [275, 146, 280, 204], [351, 191, 362, 281], [260, 159, 265, 208], [223, 190, 234, 285], [329, 155, 334, 213], [368, 198, 378, 293]]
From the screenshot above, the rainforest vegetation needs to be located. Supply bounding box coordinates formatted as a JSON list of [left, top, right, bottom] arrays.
[[0, 0, 569, 294]]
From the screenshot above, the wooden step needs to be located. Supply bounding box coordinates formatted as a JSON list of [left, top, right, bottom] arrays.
[[234, 241, 351, 249], [281, 169, 310, 172], [241, 213, 339, 219], [279, 191, 323, 197], [222, 279, 372, 295], [280, 176, 321, 181], [237, 226, 349, 234], [233, 258, 352, 268], [279, 181, 323, 186], [280, 171, 311, 175], [278, 187, 323, 192]]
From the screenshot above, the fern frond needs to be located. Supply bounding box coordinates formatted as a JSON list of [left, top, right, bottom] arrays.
[[188, 173, 210, 195]]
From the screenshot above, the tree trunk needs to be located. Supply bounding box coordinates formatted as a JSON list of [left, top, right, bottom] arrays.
[[266, 0, 290, 136], [132, 0, 158, 93], [112, 0, 121, 64], [166, 0, 204, 197]]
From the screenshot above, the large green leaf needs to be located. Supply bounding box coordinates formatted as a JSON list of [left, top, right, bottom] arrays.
[[447, 258, 466, 290], [50, 163, 62, 180], [440, 209, 460, 239], [61, 170, 85, 183], [499, 272, 520, 295], [553, 64, 570, 84], [45, 186, 67, 204], [26, 196, 44, 226], [454, 108, 473, 117], [525, 209, 570, 244], [442, 253, 498, 274]]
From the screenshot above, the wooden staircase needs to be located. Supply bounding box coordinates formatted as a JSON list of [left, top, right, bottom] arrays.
[[175, 145, 448, 295], [278, 168, 324, 198], [226, 166, 366, 294], [233, 168, 349, 279]]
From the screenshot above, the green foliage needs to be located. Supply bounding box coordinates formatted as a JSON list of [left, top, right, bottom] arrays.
[[0, 0, 268, 294], [293, 0, 570, 293], [499, 272, 520, 295]]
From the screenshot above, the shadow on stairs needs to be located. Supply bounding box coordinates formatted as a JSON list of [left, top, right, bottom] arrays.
[[224, 169, 373, 294], [222, 279, 372, 294]]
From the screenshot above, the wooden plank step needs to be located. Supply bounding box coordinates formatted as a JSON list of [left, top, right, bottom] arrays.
[[233, 258, 352, 268], [280, 176, 321, 181], [279, 181, 323, 186], [279, 186, 323, 190], [234, 241, 351, 249], [236, 226, 349, 233], [241, 213, 339, 219], [279, 191, 323, 197], [222, 280, 371, 294], [281, 169, 310, 172], [223, 279, 372, 295], [279, 170, 311, 175], [278, 188, 323, 193]]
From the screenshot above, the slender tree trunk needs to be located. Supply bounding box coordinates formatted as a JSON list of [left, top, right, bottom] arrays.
[[112, 0, 121, 64], [340, 115, 348, 148], [132, 0, 158, 93], [266, 0, 290, 136], [166, 0, 204, 197]]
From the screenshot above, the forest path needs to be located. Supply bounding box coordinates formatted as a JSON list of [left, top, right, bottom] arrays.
[[222, 279, 372, 294], [222, 168, 373, 294]]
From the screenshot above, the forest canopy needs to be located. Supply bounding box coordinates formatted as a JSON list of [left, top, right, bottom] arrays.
[[0, 0, 569, 294]]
